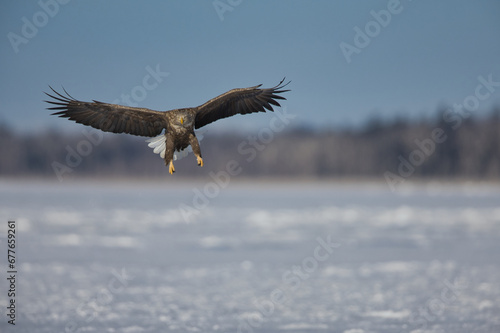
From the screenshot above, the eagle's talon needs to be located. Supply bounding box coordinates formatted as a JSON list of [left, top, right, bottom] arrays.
[[169, 161, 175, 174], [197, 156, 204, 167]]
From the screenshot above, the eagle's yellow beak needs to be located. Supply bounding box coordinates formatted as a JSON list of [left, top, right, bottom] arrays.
[[180, 117, 184, 125]]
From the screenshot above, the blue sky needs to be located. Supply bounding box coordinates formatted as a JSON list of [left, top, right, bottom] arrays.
[[1, 0, 499, 134]]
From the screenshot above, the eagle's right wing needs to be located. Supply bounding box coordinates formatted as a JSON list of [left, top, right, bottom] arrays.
[[45, 87, 167, 137]]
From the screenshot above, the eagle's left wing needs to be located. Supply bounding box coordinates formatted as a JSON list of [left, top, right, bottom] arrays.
[[194, 78, 290, 129]]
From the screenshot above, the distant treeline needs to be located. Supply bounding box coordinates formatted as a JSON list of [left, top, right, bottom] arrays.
[[1, 108, 499, 181]]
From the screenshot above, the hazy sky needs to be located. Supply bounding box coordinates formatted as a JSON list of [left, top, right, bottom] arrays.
[[1, 0, 499, 134]]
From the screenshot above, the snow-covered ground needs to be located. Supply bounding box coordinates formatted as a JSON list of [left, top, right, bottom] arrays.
[[0, 180, 499, 332]]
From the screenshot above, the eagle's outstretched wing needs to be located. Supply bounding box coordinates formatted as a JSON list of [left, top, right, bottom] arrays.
[[45, 87, 166, 137], [194, 78, 290, 129]]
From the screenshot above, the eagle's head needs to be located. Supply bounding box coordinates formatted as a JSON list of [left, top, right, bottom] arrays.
[[173, 111, 194, 129]]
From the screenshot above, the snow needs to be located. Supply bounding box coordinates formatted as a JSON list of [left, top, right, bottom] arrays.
[[0, 180, 499, 332]]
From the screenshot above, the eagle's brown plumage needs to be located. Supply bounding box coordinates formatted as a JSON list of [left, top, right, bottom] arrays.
[[45, 78, 290, 174]]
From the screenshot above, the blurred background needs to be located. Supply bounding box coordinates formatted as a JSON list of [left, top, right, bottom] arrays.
[[1, 1, 500, 333], [0, 0, 499, 180]]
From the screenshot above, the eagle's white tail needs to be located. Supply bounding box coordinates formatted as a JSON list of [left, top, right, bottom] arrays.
[[145, 131, 205, 161], [146, 134, 167, 158]]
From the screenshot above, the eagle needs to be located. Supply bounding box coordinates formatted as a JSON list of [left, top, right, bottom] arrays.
[[45, 79, 290, 174]]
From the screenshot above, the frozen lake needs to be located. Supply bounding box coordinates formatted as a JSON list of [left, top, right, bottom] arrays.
[[0, 179, 499, 332]]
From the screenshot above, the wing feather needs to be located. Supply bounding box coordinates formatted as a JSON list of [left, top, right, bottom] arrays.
[[194, 78, 290, 129], [45, 87, 167, 137]]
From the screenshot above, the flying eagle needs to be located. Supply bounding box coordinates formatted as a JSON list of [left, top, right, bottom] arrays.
[[45, 79, 290, 174]]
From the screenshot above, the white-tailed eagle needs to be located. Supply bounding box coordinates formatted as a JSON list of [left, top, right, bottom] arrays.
[[45, 79, 290, 174]]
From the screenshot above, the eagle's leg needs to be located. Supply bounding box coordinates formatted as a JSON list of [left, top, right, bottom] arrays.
[[168, 160, 175, 174], [189, 133, 203, 167], [164, 136, 176, 174]]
